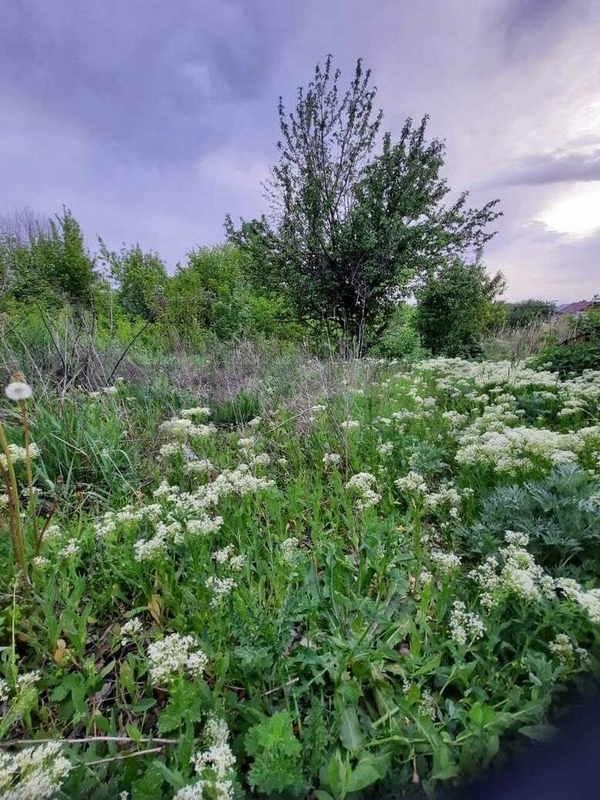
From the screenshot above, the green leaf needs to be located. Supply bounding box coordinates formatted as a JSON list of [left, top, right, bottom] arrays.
[[520, 723, 558, 743], [131, 698, 157, 713], [340, 706, 364, 753], [415, 654, 441, 677], [126, 723, 143, 743], [347, 756, 383, 794], [131, 763, 165, 800], [431, 744, 458, 781]]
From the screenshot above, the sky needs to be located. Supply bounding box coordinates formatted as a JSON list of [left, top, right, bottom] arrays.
[[1, 0, 599, 302]]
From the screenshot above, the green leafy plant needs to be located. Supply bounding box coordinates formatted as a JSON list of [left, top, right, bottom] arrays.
[[244, 711, 304, 795]]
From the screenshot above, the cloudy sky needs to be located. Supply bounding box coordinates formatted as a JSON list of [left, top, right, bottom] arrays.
[[1, 0, 599, 301]]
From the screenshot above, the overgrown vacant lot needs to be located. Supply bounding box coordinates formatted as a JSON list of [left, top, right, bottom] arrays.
[[1, 355, 600, 798]]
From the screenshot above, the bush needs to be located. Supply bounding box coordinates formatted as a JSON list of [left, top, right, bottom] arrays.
[[531, 305, 600, 376], [370, 304, 429, 360], [461, 466, 600, 578], [414, 259, 505, 357]]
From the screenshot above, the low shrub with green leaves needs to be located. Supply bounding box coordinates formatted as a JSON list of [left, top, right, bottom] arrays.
[[531, 304, 600, 376], [1, 355, 600, 798]]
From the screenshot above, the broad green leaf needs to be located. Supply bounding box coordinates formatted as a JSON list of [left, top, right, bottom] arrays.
[[340, 705, 364, 752], [519, 723, 558, 743]]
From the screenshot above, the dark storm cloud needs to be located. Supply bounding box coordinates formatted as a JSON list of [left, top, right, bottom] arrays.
[[497, 0, 591, 55], [0, 0, 292, 160], [493, 150, 600, 186]]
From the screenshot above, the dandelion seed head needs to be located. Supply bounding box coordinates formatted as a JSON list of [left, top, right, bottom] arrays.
[[5, 381, 32, 401]]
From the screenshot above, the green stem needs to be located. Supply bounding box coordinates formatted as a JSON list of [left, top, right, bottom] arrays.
[[0, 421, 27, 579], [19, 400, 39, 547]]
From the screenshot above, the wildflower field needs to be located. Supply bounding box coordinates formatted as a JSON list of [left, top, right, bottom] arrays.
[[1, 353, 600, 798]]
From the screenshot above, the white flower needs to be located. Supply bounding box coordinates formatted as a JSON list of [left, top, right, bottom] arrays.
[[213, 545, 235, 565], [5, 381, 32, 401], [120, 617, 143, 647], [345, 472, 381, 509], [395, 471, 428, 494], [322, 452, 342, 466], [549, 634, 574, 662], [281, 536, 302, 566], [17, 671, 41, 689], [340, 420, 360, 430], [147, 633, 208, 684], [449, 600, 486, 647], [206, 576, 236, 606], [0, 742, 71, 798], [58, 538, 79, 559], [429, 550, 461, 573], [419, 689, 437, 720], [181, 407, 211, 419]]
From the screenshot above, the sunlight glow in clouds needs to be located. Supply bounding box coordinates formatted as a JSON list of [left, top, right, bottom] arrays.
[[537, 183, 600, 237]]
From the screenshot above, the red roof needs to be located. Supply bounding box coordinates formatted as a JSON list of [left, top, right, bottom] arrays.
[[557, 300, 596, 314]]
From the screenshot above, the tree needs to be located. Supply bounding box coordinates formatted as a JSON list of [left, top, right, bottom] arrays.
[[0, 207, 96, 308], [504, 299, 556, 328], [414, 259, 505, 357], [226, 56, 501, 351], [98, 240, 167, 322]]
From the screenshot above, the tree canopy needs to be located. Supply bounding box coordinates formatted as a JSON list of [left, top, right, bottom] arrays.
[[227, 55, 502, 350]]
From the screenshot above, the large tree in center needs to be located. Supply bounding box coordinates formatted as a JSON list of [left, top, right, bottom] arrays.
[[226, 56, 502, 350]]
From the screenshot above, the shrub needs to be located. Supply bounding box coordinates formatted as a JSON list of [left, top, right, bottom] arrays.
[[461, 466, 600, 577]]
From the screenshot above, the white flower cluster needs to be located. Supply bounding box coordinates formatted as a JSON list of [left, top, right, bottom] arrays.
[[376, 441, 394, 457], [120, 617, 143, 647], [124, 459, 274, 562], [212, 545, 245, 571], [394, 471, 428, 494], [134, 519, 185, 562], [58, 538, 79, 558], [249, 453, 270, 468], [448, 600, 486, 647], [184, 458, 215, 475], [205, 576, 237, 607], [153, 481, 181, 499], [181, 407, 211, 419], [147, 633, 208, 684], [345, 472, 381, 510], [0, 742, 72, 799], [280, 536, 303, 567], [340, 420, 360, 430], [429, 550, 462, 573], [174, 713, 236, 800], [423, 485, 461, 516], [94, 502, 163, 538], [160, 416, 217, 440], [418, 689, 437, 720], [322, 452, 342, 467], [0, 442, 40, 470], [555, 578, 600, 624], [469, 531, 555, 607], [186, 517, 224, 537], [455, 425, 586, 474], [416, 358, 559, 394], [549, 633, 574, 663]]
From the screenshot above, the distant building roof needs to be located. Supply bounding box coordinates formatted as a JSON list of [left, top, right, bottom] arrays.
[[557, 300, 597, 314]]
